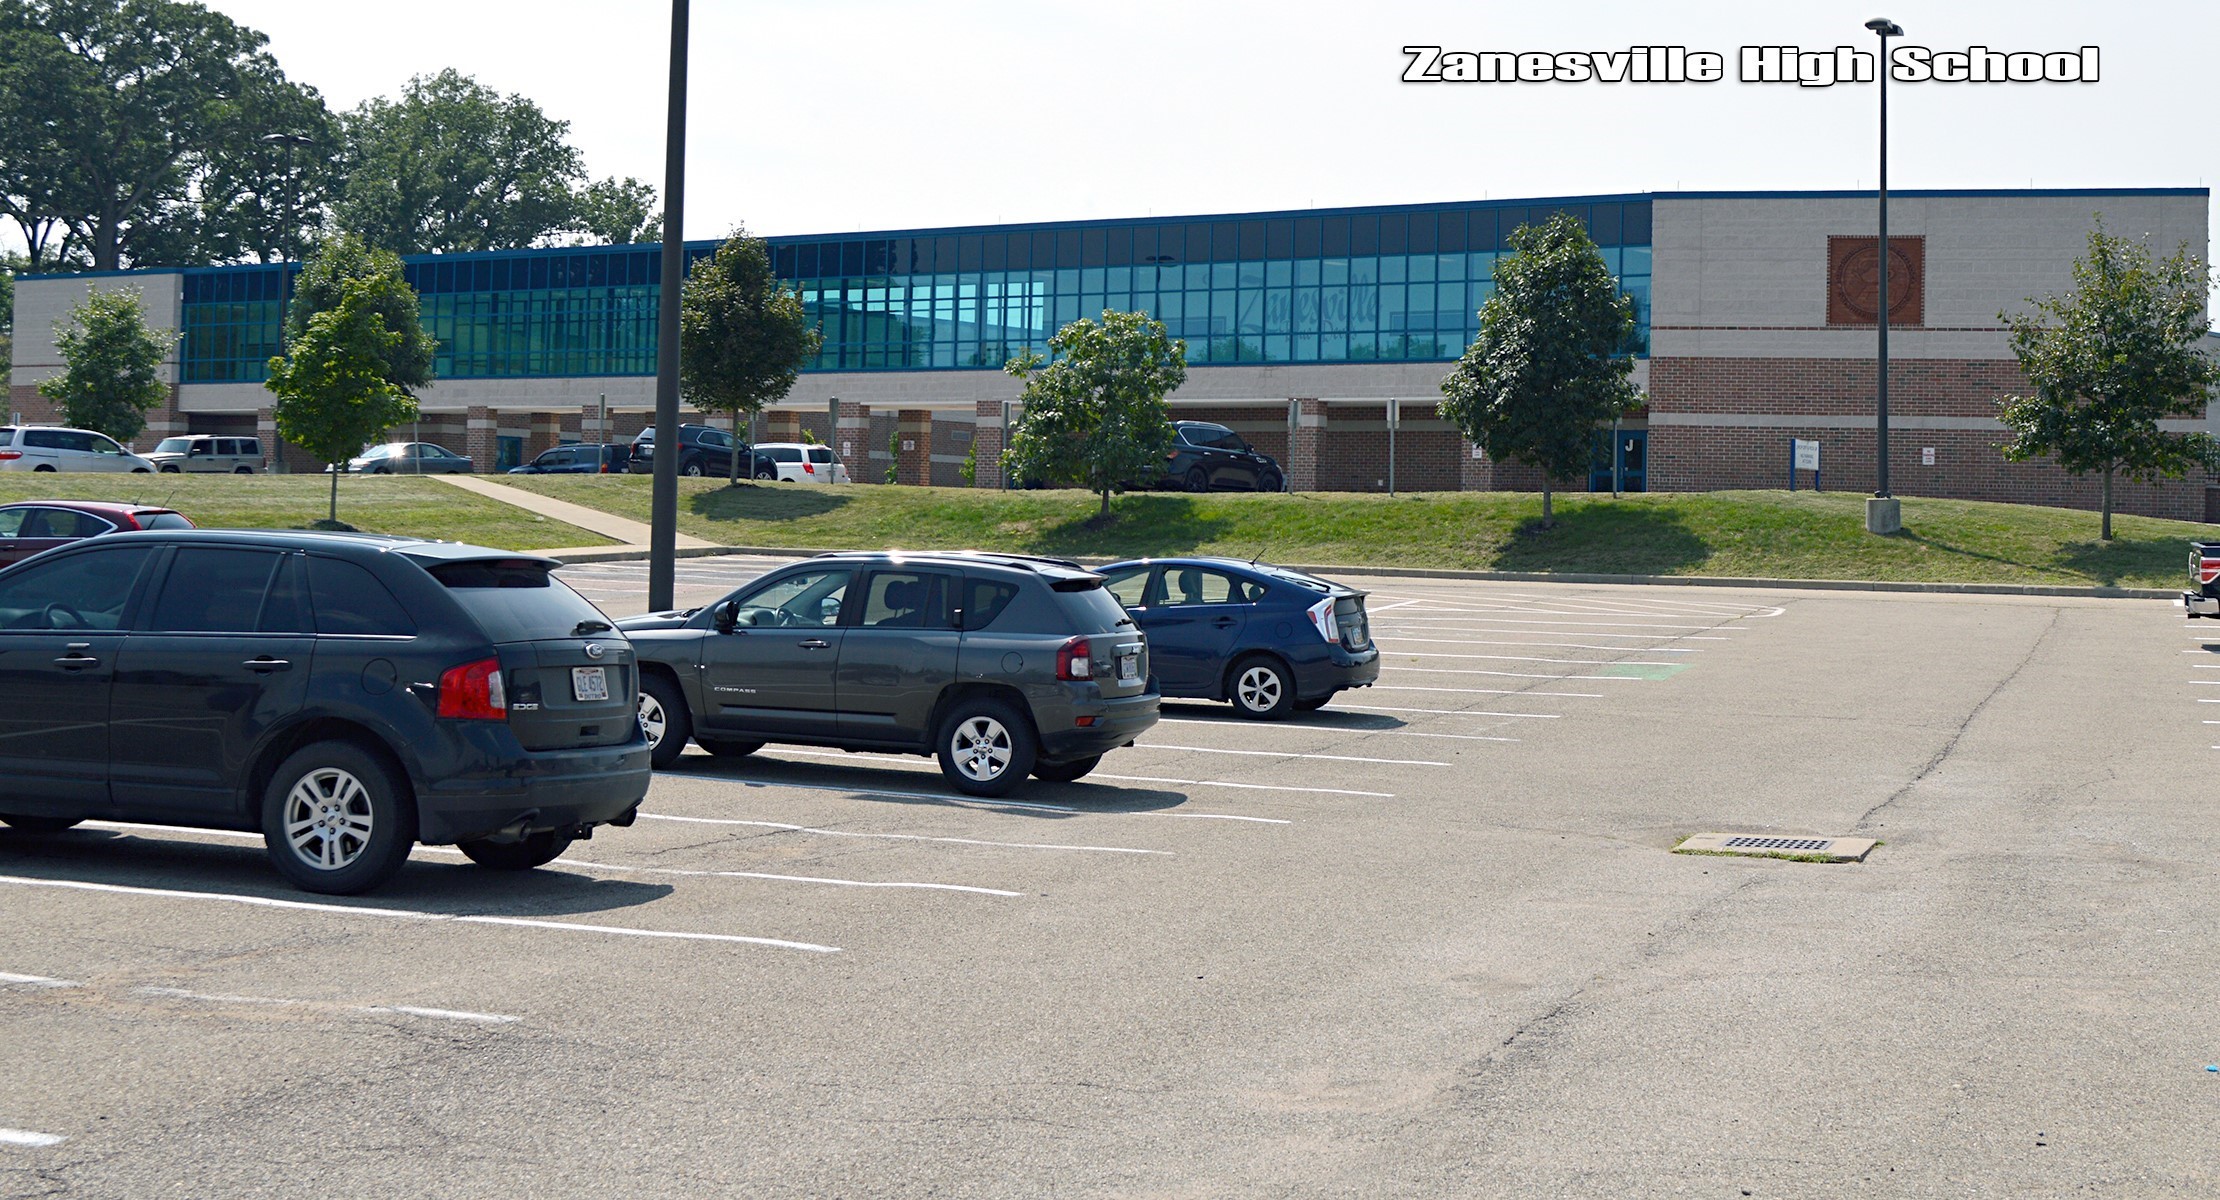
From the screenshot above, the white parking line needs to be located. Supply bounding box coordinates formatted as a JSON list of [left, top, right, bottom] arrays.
[[1137, 743, 1448, 766], [561, 858, 1026, 894], [1370, 613, 1730, 630], [678, 770, 1277, 823], [637, 812, 1167, 855], [0, 971, 79, 989], [1377, 667, 1613, 693], [1370, 634, 1702, 652], [1372, 641, 1683, 665], [136, 987, 522, 1024], [1332, 703, 1560, 718], [0, 1129, 65, 1148], [0, 874, 840, 952], [1376, 623, 1730, 640], [1155, 715, 1517, 740], [1092, 774, 1398, 798]]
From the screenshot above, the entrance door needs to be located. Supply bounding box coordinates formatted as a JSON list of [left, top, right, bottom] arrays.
[[1589, 430, 1648, 493]]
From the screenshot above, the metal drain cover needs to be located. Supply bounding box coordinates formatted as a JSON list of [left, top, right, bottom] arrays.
[[1675, 832, 1877, 862]]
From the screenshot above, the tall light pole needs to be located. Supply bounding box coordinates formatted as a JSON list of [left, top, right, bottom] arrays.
[[648, 0, 690, 611], [1864, 17, 1904, 535]]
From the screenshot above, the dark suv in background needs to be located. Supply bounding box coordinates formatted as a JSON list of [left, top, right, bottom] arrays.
[[628, 424, 777, 479], [0, 531, 651, 893], [619, 551, 1159, 796], [1156, 421, 1284, 492]]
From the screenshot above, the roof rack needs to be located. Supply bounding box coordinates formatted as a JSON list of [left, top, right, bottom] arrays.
[[809, 548, 1088, 572]]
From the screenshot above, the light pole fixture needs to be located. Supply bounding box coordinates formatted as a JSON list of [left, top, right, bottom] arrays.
[[648, 0, 690, 612], [1864, 17, 1903, 533]]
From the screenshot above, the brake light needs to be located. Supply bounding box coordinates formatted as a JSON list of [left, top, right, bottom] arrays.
[[0, 451, 18, 461], [1305, 597, 1339, 643], [2202, 556, 2220, 586], [437, 657, 507, 720], [1056, 636, 1093, 681], [803, 461, 815, 474]]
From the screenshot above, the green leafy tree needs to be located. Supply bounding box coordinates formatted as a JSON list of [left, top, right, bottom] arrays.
[[570, 176, 660, 246], [679, 228, 822, 485], [1438, 212, 1639, 529], [283, 232, 435, 393], [1003, 311, 1186, 520], [886, 426, 900, 484], [1998, 222, 2220, 540], [265, 275, 421, 522], [0, 0, 333, 270], [36, 287, 174, 443]]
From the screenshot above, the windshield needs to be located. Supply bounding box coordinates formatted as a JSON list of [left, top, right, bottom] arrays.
[[154, 437, 191, 454], [429, 560, 615, 643], [358, 445, 395, 459]]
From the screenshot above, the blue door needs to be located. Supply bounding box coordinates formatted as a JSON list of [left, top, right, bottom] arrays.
[[1589, 429, 1647, 493]]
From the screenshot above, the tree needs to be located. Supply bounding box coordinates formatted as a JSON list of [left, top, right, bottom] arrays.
[[678, 229, 822, 485], [265, 275, 421, 523], [1003, 311, 1186, 520], [283, 233, 435, 395], [570, 176, 660, 246], [36, 286, 174, 443], [1438, 212, 1639, 529], [0, 0, 333, 270], [336, 69, 656, 254], [1997, 222, 2220, 540]]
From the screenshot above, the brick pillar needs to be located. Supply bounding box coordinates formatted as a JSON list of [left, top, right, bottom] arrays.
[[256, 408, 281, 473], [971, 398, 1005, 489], [1286, 398, 1326, 492], [764, 410, 801, 443], [528, 412, 563, 460], [465, 406, 497, 473], [1460, 436, 1493, 490], [578, 402, 610, 445], [895, 409, 932, 486], [834, 401, 871, 482]]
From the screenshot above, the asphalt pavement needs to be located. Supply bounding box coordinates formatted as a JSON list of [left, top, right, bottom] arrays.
[[4, 562, 2215, 1197]]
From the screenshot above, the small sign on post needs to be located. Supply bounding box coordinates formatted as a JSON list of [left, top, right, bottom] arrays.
[[1789, 438, 1822, 492]]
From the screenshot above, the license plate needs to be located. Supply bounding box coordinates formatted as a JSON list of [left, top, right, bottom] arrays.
[[1118, 653, 1139, 682], [571, 666, 609, 702]]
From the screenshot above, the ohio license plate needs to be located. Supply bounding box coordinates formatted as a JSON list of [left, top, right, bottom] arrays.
[[571, 666, 609, 702], [1118, 653, 1139, 682]]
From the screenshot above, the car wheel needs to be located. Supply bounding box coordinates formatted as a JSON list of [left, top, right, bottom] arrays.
[[32, 464, 54, 472], [681, 458, 705, 477], [235, 466, 254, 474], [695, 737, 763, 758], [1031, 755, 1101, 783], [753, 467, 776, 481], [131, 467, 150, 473], [639, 673, 692, 769], [373, 466, 390, 475], [458, 829, 574, 871], [1184, 466, 1210, 493], [936, 699, 1038, 797], [1295, 694, 1332, 712], [260, 741, 415, 894], [0, 813, 82, 833], [159, 464, 181, 473], [1258, 469, 1284, 493], [1228, 655, 1296, 720]]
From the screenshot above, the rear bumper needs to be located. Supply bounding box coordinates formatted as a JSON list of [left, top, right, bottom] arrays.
[[1297, 644, 1381, 698], [2185, 591, 2219, 617], [412, 734, 653, 844], [1037, 690, 1162, 762]]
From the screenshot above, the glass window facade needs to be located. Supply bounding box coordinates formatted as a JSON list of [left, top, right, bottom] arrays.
[[178, 197, 1651, 384]]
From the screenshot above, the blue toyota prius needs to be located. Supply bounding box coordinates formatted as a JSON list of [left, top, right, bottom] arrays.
[[1096, 557, 1379, 718]]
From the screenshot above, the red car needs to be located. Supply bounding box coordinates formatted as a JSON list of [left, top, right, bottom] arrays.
[[0, 501, 195, 568]]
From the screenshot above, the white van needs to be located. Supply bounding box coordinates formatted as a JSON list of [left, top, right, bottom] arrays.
[[0, 426, 157, 473], [753, 442, 849, 483], [147, 434, 265, 474]]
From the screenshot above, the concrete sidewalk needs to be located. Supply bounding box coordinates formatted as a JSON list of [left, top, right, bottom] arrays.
[[434, 474, 716, 553]]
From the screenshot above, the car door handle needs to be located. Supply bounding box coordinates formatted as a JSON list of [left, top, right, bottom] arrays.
[[54, 643, 98, 669], [1212, 617, 1239, 628], [242, 657, 292, 673], [798, 638, 831, 650]]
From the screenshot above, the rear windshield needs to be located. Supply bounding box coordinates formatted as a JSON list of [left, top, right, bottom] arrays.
[[0, 427, 12, 443], [429, 560, 615, 643], [1255, 565, 1335, 593], [139, 512, 192, 530], [1052, 580, 1135, 633]]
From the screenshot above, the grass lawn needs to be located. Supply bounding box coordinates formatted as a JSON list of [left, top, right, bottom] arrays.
[[497, 477, 2208, 589], [0, 474, 613, 552]]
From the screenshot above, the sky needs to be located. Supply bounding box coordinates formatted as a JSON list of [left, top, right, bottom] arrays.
[[81, 1, 2220, 244]]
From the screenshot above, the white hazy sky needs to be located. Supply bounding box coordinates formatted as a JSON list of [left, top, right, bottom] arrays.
[[118, 1, 2220, 244]]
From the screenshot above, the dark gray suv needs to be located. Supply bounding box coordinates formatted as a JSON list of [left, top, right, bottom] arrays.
[[618, 552, 1159, 796]]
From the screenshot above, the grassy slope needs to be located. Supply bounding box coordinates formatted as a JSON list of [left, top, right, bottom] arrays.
[[0, 475, 612, 552], [497, 478, 2205, 589]]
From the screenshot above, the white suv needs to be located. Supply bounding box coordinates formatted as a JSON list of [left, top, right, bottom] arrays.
[[753, 442, 849, 483], [0, 426, 157, 473], [146, 434, 264, 474]]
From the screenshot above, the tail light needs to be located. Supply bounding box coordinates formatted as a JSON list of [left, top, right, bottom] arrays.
[[2202, 556, 2220, 586], [1304, 597, 1340, 643], [1055, 636, 1093, 681], [0, 451, 19, 461], [437, 657, 507, 720], [803, 461, 815, 474]]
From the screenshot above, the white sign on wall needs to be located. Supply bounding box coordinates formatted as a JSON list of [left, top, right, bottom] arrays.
[[1792, 439, 1820, 471], [1922, 446, 1936, 466]]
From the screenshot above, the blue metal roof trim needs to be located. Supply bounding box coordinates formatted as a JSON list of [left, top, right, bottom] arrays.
[[1651, 187, 2207, 200]]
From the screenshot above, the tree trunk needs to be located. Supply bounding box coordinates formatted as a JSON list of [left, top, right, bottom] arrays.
[[1541, 481, 1554, 529], [329, 465, 339, 523], [2101, 466, 2113, 541], [1100, 485, 1111, 520], [729, 408, 742, 487]]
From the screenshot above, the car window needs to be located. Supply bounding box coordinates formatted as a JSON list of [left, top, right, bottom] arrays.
[[187, 440, 212, 455], [306, 556, 417, 636], [1101, 567, 1153, 609], [428, 559, 615, 643], [88, 433, 123, 455], [138, 511, 193, 531], [241, 438, 262, 456], [730, 568, 851, 627], [217, 439, 240, 456], [0, 544, 153, 630], [701, 429, 733, 449], [259, 556, 313, 634], [23, 430, 64, 450], [858, 572, 954, 629], [0, 509, 22, 537], [808, 447, 834, 463], [771, 447, 803, 462], [0, 427, 13, 445], [1161, 567, 1254, 605], [56, 510, 116, 538], [154, 437, 191, 454], [959, 578, 1020, 631], [147, 548, 281, 633], [14, 508, 79, 539]]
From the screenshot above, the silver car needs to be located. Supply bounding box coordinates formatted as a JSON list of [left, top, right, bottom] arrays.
[[147, 434, 264, 474], [0, 425, 156, 473], [344, 442, 475, 474]]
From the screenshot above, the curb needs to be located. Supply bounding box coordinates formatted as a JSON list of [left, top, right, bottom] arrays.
[[547, 543, 2181, 600]]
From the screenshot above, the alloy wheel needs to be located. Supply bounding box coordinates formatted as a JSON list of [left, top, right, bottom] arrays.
[[638, 692, 668, 750], [951, 716, 1013, 783], [283, 767, 375, 871], [1236, 665, 1283, 712]]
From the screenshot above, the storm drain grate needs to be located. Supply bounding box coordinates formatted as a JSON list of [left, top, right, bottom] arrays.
[[1722, 836, 1833, 852], [1674, 832, 1878, 863]]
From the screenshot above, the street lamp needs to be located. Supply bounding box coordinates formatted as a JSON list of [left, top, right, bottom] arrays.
[[648, 0, 690, 612], [1864, 16, 1904, 534]]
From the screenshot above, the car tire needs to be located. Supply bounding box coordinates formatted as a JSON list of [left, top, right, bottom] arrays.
[[1228, 655, 1296, 720], [131, 467, 150, 473], [373, 466, 390, 475], [935, 698, 1038, 797], [0, 813, 83, 833], [638, 673, 692, 769], [235, 466, 254, 474], [458, 829, 574, 871], [1184, 466, 1210, 493], [259, 741, 415, 895], [681, 458, 705, 478], [1031, 755, 1101, 783], [159, 464, 181, 474], [32, 464, 55, 471], [695, 737, 763, 758], [1258, 469, 1284, 493], [1295, 695, 1333, 712], [753, 467, 776, 481]]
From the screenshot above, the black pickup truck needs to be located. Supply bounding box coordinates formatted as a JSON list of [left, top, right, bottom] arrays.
[[2185, 542, 2220, 617]]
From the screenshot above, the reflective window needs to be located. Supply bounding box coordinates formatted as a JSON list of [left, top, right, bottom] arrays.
[[0, 545, 153, 630], [731, 569, 851, 627], [1101, 568, 1152, 609], [307, 557, 417, 637], [147, 548, 280, 633], [858, 572, 954, 629], [1160, 567, 1252, 606]]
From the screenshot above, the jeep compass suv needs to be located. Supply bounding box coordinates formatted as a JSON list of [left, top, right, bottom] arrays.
[[618, 551, 1159, 796]]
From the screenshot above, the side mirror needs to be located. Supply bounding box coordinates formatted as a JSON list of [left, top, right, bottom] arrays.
[[818, 597, 842, 624], [712, 599, 739, 633]]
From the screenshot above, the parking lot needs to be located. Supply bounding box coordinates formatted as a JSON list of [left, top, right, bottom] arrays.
[[5, 559, 2218, 1197]]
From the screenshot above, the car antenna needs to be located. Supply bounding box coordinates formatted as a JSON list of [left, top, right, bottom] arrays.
[[1249, 545, 1266, 566]]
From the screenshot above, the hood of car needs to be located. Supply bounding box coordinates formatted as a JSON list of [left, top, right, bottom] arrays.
[[616, 610, 697, 633]]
